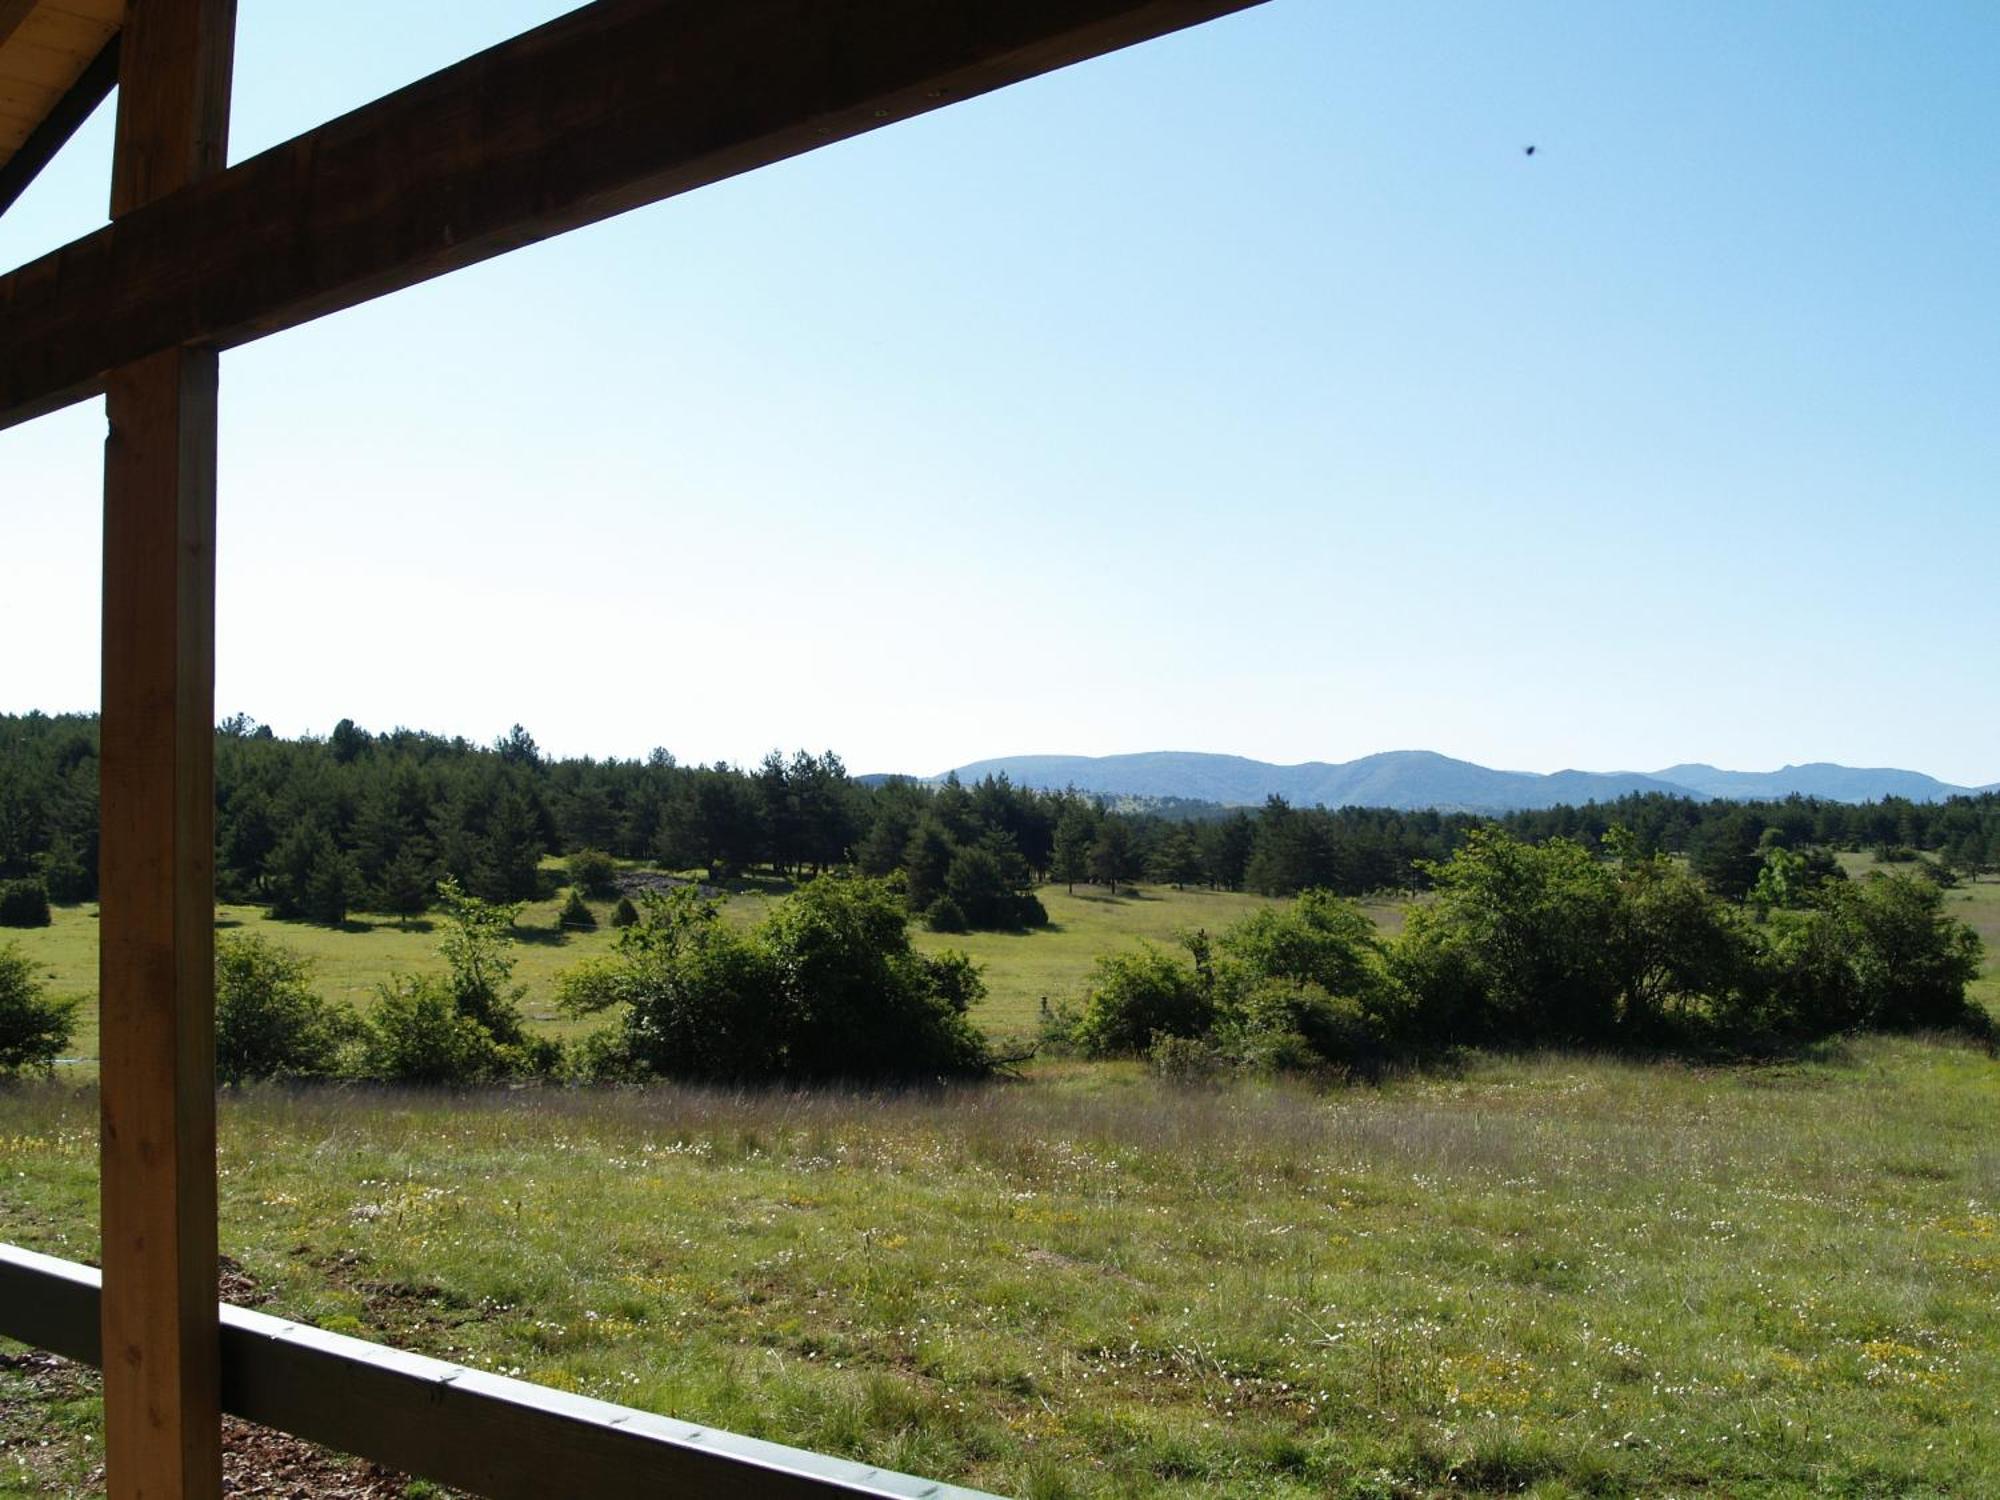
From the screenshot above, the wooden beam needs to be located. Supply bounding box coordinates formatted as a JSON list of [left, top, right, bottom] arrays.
[[0, 0, 1266, 430], [0, 32, 120, 219], [97, 3, 235, 1498], [0, 0, 37, 50]]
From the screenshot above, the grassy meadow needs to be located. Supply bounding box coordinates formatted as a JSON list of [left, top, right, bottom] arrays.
[[3, 868, 1998, 1497], [6, 1042, 2000, 1496]]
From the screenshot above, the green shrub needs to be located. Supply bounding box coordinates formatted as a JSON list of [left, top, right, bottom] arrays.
[[34, 838, 92, 905], [609, 895, 639, 928], [0, 942, 77, 1076], [0, 879, 52, 928], [434, 878, 528, 1044], [215, 934, 361, 1084], [1759, 872, 1984, 1038], [1075, 942, 1213, 1056], [559, 877, 989, 1081], [941, 844, 1048, 930], [1747, 844, 1846, 912], [566, 848, 621, 899], [1757, 906, 1866, 1038], [360, 878, 559, 1084], [1220, 889, 1380, 997], [363, 975, 512, 1086], [1034, 998, 1083, 1056], [1148, 1032, 1226, 1086], [923, 949, 986, 1014], [1837, 872, 1984, 1031], [572, 1027, 645, 1083], [558, 887, 597, 933], [562, 889, 786, 1079], [1222, 976, 1369, 1069], [1400, 831, 1626, 1045], [1611, 851, 1760, 1037], [925, 896, 969, 933]]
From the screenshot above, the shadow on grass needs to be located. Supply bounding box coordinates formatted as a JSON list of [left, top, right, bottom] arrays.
[[507, 923, 570, 947], [1065, 887, 1164, 905], [726, 872, 798, 898]]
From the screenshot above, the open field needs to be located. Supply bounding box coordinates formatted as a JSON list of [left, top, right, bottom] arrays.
[[6, 1039, 2000, 1496], [1934, 875, 1998, 1014], [907, 885, 1310, 1040], [0, 882, 1316, 1065], [5, 863, 1996, 1493]]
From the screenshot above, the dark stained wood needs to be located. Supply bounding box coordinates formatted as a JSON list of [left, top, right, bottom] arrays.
[[0, 0, 38, 50], [0, 32, 119, 218], [0, 1243, 100, 1365], [0, 0, 1268, 430], [97, 4, 235, 1498], [0, 1243, 1000, 1500]]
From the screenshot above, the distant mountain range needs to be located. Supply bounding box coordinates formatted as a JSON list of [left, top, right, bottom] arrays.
[[898, 750, 1996, 813]]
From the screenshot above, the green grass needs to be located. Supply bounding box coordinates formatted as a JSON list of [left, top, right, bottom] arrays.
[[908, 885, 1295, 1039], [0, 894, 633, 1069], [6, 1039, 2000, 1496], [6, 867, 1998, 1494], [1939, 875, 2000, 1015]]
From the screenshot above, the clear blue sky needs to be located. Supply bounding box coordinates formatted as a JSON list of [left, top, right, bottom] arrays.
[[3, 1, 1995, 784]]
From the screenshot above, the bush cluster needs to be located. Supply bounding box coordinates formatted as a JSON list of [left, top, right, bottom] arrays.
[[560, 876, 990, 1081], [0, 942, 78, 1075], [1072, 830, 1988, 1074], [566, 848, 621, 899], [0, 879, 52, 928], [897, 825, 1049, 934], [215, 934, 362, 1084], [217, 880, 563, 1087]]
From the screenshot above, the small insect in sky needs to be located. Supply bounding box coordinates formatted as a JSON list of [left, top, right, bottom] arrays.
[[1524, 145, 1537, 156]]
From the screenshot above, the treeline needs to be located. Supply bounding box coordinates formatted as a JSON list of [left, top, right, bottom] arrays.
[[4, 713, 2000, 932]]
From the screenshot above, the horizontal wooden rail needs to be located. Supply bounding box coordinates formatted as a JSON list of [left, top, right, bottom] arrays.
[[0, 1242, 998, 1500]]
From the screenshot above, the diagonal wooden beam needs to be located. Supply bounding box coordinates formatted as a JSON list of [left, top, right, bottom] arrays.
[[0, 0, 37, 48], [0, 0, 1266, 431], [0, 33, 121, 219], [0, 0, 38, 48]]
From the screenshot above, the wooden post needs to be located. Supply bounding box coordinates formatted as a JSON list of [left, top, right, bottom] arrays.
[[98, 2, 235, 1496]]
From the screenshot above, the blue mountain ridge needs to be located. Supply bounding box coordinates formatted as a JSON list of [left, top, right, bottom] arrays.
[[885, 750, 1986, 813]]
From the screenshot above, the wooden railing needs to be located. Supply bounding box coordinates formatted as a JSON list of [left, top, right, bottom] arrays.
[[0, 1242, 999, 1499]]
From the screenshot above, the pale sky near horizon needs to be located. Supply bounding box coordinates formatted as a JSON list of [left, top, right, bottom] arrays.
[[2, 2, 1995, 784]]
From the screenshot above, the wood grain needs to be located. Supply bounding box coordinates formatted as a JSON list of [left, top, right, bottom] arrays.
[[98, 3, 235, 1497]]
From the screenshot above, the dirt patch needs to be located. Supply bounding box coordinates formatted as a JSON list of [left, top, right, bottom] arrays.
[[3, 1350, 455, 1497], [219, 1416, 430, 1498], [219, 1254, 271, 1308], [299, 1248, 491, 1347]]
